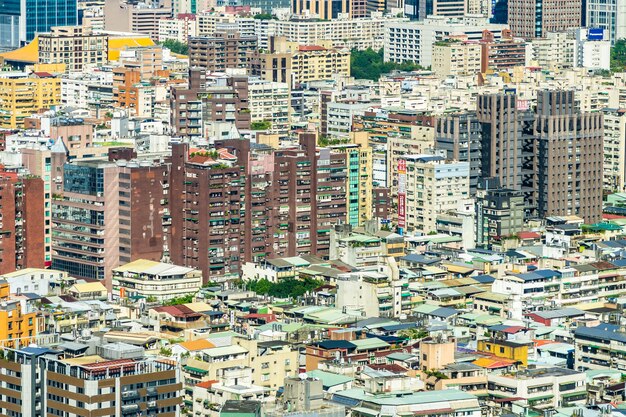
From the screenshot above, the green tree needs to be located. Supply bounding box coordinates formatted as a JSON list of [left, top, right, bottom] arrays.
[[159, 39, 189, 55], [246, 277, 323, 298], [253, 13, 276, 20], [611, 39, 626, 72], [251, 120, 271, 130], [350, 48, 423, 81], [162, 293, 195, 306]]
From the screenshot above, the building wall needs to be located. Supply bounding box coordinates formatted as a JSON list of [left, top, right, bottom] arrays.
[[603, 109, 626, 192], [0, 75, 61, 129], [508, 0, 582, 39], [432, 42, 482, 77], [38, 26, 108, 72], [477, 340, 528, 365], [189, 32, 258, 71]]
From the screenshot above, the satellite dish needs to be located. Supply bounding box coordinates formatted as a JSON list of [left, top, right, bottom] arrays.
[[299, 373, 308, 380]]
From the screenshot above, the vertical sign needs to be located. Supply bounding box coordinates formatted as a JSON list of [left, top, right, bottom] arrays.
[[397, 158, 407, 235]]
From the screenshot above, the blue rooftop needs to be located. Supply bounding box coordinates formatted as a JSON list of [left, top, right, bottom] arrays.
[[574, 323, 626, 343], [473, 274, 495, 284], [20, 346, 53, 356]]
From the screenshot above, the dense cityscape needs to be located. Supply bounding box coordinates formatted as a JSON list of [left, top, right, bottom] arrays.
[[0, 0, 625, 417]]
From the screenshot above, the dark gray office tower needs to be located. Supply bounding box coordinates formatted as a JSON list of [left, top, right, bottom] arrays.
[[533, 90, 604, 223], [477, 93, 530, 192], [436, 112, 482, 195], [475, 177, 525, 248]]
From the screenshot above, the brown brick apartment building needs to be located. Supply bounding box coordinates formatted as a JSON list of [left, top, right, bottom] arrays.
[[0, 170, 45, 274], [170, 134, 350, 283], [188, 31, 257, 72], [170, 69, 251, 137]]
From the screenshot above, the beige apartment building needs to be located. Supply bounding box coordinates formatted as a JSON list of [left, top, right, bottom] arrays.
[[432, 39, 482, 77], [104, 0, 172, 40], [38, 26, 108, 72], [181, 338, 298, 395], [252, 36, 349, 87], [400, 154, 470, 234]]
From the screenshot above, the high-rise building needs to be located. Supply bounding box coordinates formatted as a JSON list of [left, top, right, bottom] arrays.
[[477, 93, 528, 192], [169, 142, 244, 283], [188, 31, 257, 71], [586, 0, 626, 44], [384, 17, 508, 67], [104, 0, 172, 40], [51, 157, 168, 288], [251, 37, 350, 88], [404, 0, 467, 20], [399, 154, 470, 234], [38, 26, 107, 72], [248, 78, 290, 135], [0, 171, 45, 275], [533, 90, 603, 223], [436, 112, 482, 194], [292, 0, 350, 19], [18, 0, 78, 44], [0, 0, 20, 50], [602, 108, 626, 192], [508, 0, 582, 39]]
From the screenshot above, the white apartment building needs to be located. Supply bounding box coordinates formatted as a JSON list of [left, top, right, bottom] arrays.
[[326, 102, 372, 138], [0, 268, 68, 296], [271, 16, 407, 51], [248, 78, 290, 135], [61, 71, 114, 112], [400, 154, 470, 234], [492, 263, 626, 316], [196, 13, 256, 37], [586, 0, 626, 44], [112, 259, 202, 301], [335, 272, 406, 318], [603, 108, 626, 192], [574, 323, 626, 371], [158, 15, 197, 43], [574, 28, 611, 71], [526, 32, 576, 68], [432, 40, 482, 77], [384, 16, 507, 67], [487, 368, 587, 409]]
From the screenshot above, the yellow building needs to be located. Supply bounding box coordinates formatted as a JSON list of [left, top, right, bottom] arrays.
[[0, 72, 61, 129], [477, 339, 529, 366], [0, 281, 38, 347], [253, 37, 350, 87]]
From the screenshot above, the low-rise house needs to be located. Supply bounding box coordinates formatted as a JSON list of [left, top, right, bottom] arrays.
[[307, 369, 354, 393], [66, 281, 108, 300], [487, 367, 587, 409], [425, 362, 487, 396], [574, 323, 626, 371], [112, 259, 202, 302], [329, 388, 482, 417], [182, 338, 298, 398], [193, 367, 267, 417]]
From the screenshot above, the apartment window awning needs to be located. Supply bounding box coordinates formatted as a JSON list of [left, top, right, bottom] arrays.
[[184, 366, 208, 375]]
